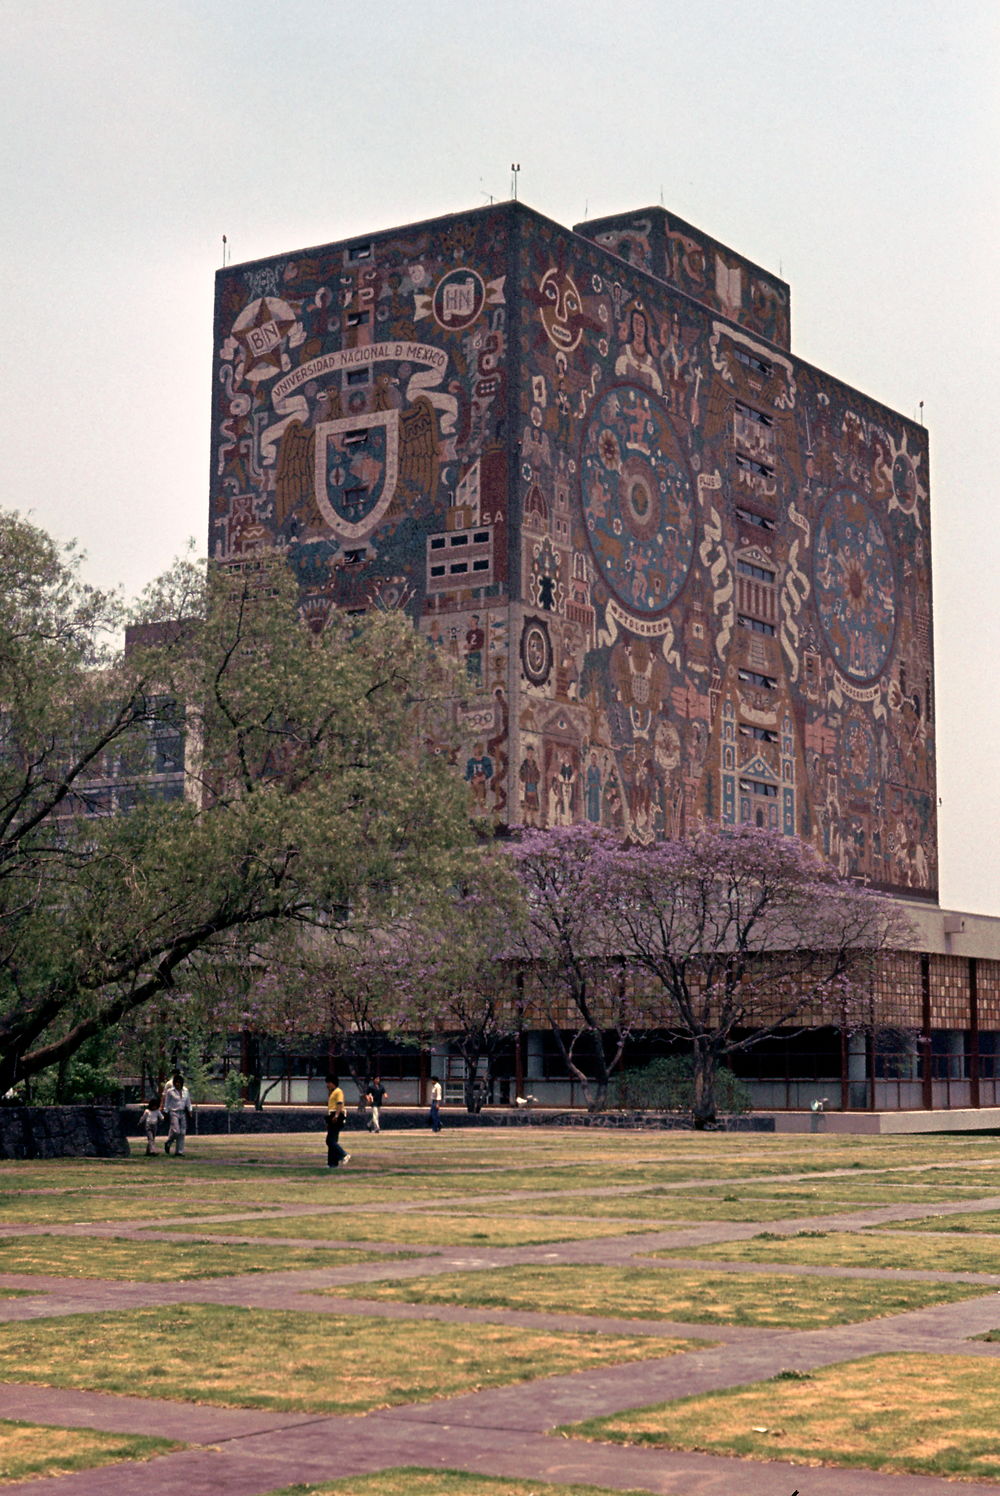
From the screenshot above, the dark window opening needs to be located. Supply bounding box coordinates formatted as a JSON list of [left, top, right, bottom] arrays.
[[738, 668, 777, 689], [735, 507, 775, 532], [736, 453, 774, 479], [735, 399, 773, 427], [737, 559, 776, 583], [738, 613, 776, 636], [740, 779, 778, 797], [734, 348, 773, 378]]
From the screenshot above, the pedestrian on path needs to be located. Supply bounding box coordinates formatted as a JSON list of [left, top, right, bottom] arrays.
[[326, 1073, 350, 1168], [366, 1076, 387, 1133], [429, 1075, 442, 1133], [139, 1097, 163, 1155], [161, 1072, 192, 1156]]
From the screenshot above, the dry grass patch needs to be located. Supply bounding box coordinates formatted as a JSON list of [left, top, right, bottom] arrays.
[[0, 1188, 301, 1225], [270, 1473, 661, 1496], [0, 1234, 394, 1280], [892, 1209, 1000, 1235], [0, 1304, 684, 1413], [0, 1418, 179, 1483], [452, 1185, 968, 1224], [657, 1228, 1000, 1275], [168, 1210, 659, 1247], [565, 1352, 1000, 1482], [185, 1129, 974, 1179], [715, 1175, 980, 1203], [324, 1262, 979, 1328]]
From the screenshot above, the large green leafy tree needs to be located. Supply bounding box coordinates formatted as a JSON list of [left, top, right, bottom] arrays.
[[0, 512, 472, 1095]]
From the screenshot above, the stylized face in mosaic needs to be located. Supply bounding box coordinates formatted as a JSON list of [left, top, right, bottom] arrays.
[[539, 267, 584, 352], [580, 384, 694, 618], [892, 451, 918, 513], [814, 492, 897, 681]]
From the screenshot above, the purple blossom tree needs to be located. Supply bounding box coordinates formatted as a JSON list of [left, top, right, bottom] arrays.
[[508, 823, 913, 1125], [603, 825, 914, 1126], [506, 824, 639, 1111]]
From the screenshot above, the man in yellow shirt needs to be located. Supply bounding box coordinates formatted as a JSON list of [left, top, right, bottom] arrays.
[[325, 1074, 350, 1168]]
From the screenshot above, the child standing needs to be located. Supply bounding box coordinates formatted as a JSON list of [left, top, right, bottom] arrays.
[[139, 1098, 163, 1155]]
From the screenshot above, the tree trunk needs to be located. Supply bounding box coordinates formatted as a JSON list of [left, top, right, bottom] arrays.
[[691, 1037, 717, 1129], [463, 1055, 481, 1113], [585, 1026, 611, 1112]]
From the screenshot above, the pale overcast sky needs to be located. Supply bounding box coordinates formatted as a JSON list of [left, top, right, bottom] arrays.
[[2, 0, 997, 911]]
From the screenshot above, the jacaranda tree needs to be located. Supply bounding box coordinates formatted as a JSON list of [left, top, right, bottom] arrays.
[[506, 823, 638, 1111], [508, 822, 912, 1123]]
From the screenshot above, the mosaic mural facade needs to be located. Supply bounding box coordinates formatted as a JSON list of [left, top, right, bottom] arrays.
[[210, 201, 936, 900]]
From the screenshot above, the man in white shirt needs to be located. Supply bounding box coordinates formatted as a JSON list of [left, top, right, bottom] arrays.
[[161, 1071, 193, 1156]]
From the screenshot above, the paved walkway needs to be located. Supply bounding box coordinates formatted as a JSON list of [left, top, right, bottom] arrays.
[[4, 1152, 1000, 1494]]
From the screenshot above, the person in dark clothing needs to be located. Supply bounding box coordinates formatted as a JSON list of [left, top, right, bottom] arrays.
[[366, 1076, 387, 1133]]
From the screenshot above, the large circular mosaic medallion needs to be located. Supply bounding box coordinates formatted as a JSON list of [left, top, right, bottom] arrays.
[[520, 616, 553, 687], [813, 492, 896, 681], [579, 384, 694, 618]]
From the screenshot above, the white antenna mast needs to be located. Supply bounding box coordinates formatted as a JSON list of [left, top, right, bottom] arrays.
[[511, 163, 521, 201]]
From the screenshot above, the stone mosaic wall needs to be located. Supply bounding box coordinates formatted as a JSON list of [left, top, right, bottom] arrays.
[[512, 205, 934, 897], [209, 200, 936, 900]]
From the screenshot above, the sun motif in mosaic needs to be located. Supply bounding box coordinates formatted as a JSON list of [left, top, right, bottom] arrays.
[[580, 384, 694, 618], [814, 492, 897, 680]]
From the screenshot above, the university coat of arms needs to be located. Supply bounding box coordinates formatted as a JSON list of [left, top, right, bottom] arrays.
[[313, 410, 400, 541]]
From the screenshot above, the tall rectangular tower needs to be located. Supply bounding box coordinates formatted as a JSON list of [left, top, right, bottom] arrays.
[[210, 200, 936, 900]]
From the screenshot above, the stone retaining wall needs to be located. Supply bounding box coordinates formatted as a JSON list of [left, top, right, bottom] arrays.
[[121, 1105, 773, 1136], [0, 1105, 773, 1156], [0, 1106, 130, 1159]]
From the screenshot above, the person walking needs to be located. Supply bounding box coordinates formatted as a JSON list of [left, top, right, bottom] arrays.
[[366, 1076, 387, 1133], [325, 1074, 350, 1168], [161, 1072, 192, 1156], [429, 1075, 443, 1133], [139, 1097, 163, 1155]]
